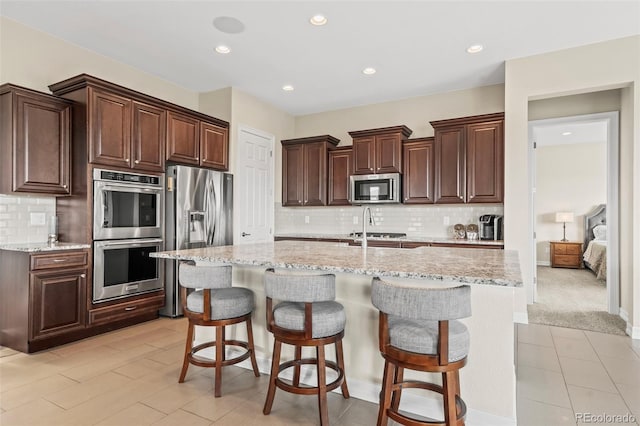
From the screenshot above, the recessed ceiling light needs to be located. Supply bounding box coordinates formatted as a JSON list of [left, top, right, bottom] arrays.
[[466, 44, 484, 54], [215, 45, 231, 54], [562, 131, 572, 136], [282, 85, 295, 92], [309, 14, 327, 26], [362, 67, 377, 75]]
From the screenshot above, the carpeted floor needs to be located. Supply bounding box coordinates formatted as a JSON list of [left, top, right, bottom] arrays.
[[527, 266, 627, 335]]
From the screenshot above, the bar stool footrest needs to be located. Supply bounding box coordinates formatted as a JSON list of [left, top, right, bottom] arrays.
[[189, 340, 253, 368], [275, 358, 345, 395]]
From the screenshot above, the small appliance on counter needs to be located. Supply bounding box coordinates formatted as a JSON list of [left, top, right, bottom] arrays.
[[479, 215, 503, 240]]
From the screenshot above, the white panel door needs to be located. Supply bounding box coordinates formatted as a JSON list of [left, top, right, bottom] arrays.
[[235, 126, 274, 244]]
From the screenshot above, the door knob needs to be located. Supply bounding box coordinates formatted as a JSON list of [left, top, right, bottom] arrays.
[[242, 232, 251, 237]]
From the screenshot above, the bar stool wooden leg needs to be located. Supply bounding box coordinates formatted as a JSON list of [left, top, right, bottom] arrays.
[[316, 345, 329, 426], [293, 345, 302, 386], [443, 371, 457, 426], [220, 327, 226, 361], [263, 339, 282, 415], [335, 340, 350, 398], [179, 321, 194, 383], [246, 317, 260, 377], [377, 360, 394, 426], [214, 326, 224, 397], [391, 366, 403, 411]]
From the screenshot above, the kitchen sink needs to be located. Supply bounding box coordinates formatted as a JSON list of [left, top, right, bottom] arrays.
[[349, 232, 407, 238]]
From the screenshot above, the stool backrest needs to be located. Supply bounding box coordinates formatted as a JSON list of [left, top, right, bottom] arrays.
[[371, 278, 471, 321], [179, 263, 232, 289], [264, 268, 335, 302]]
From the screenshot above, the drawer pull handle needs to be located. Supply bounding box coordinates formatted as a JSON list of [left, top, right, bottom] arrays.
[[52, 259, 67, 263], [124, 306, 137, 311]]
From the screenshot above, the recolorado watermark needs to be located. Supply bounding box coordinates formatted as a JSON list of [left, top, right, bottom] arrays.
[[575, 413, 637, 423]]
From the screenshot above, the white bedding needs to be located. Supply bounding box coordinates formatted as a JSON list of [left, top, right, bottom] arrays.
[[583, 240, 606, 280]]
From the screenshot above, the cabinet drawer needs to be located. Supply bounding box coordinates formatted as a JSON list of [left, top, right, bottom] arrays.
[[564, 245, 582, 255], [553, 255, 581, 267], [30, 251, 88, 271], [89, 293, 164, 325]]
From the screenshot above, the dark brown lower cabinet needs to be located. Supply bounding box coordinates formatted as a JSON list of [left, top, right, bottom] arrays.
[[0, 249, 88, 353]]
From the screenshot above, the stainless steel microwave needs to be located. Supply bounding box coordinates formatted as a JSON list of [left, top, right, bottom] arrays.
[[349, 173, 401, 204]]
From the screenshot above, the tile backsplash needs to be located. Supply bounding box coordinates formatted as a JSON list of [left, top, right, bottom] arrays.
[[0, 195, 56, 244], [275, 203, 504, 238]]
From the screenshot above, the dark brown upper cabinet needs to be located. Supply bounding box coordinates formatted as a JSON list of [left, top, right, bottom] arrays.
[[430, 113, 504, 204], [281, 135, 339, 207], [402, 137, 435, 204], [88, 87, 165, 172], [0, 84, 72, 195], [166, 111, 229, 170], [348, 125, 412, 175], [49, 74, 229, 173], [328, 147, 352, 206]]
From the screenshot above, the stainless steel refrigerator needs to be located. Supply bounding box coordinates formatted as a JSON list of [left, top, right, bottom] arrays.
[[161, 165, 233, 317]]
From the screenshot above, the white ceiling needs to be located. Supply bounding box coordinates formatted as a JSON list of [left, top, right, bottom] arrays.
[[1, 1, 639, 115]]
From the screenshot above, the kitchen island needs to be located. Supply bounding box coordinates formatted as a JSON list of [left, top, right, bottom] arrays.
[[152, 241, 522, 425]]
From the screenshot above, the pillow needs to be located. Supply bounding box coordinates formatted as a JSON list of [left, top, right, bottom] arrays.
[[593, 224, 607, 240]]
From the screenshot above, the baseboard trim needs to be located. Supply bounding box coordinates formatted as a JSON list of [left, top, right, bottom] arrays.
[[618, 308, 639, 339], [536, 261, 551, 267], [513, 311, 529, 324], [620, 308, 629, 322], [208, 345, 516, 425]]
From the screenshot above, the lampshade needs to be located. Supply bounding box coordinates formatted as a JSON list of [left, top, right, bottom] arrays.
[[555, 212, 574, 223]]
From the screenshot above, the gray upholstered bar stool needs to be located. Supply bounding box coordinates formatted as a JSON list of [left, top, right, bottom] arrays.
[[178, 263, 260, 397], [263, 268, 350, 426], [371, 277, 471, 426]]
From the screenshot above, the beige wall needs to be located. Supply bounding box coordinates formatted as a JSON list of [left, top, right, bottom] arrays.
[[199, 87, 232, 123], [294, 84, 505, 144], [0, 17, 198, 109], [535, 142, 607, 263], [529, 89, 621, 121], [505, 35, 639, 333]]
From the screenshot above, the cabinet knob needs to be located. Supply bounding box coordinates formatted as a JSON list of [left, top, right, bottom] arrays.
[[125, 158, 130, 162], [80, 274, 86, 278], [134, 160, 140, 164], [195, 157, 199, 160], [62, 184, 68, 189]]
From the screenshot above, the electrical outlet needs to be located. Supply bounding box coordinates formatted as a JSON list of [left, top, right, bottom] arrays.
[[304, 215, 310, 224], [443, 216, 450, 226], [30, 212, 46, 226], [353, 216, 358, 225]]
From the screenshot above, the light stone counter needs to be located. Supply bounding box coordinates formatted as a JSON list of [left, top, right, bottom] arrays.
[[153, 241, 521, 425], [152, 240, 521, 287], [0, 242, 90, 252]]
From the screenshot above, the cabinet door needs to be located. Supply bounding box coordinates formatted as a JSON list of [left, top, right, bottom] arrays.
[[352, 137, 375, 175], [30, 268, 86, 340], [132, 101, 165, 172], [89, 88, 131, 168], [375, 134, 402, 174], [166, 111, 199, 165], [282, 144, 304, 206], [466, 120, 503, 203], [14, 93, 71, 194], [303, 142, 327, 206], [403, 140, 434, 204], [435, 126, 465, 204], [328, 149, 352, 206], [200, 122, 229, 170]]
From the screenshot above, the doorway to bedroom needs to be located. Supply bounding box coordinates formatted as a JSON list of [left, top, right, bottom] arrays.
[[528, 96, 623, 335]]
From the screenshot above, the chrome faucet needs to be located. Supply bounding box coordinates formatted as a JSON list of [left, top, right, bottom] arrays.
[[362, 206, 373, 250]]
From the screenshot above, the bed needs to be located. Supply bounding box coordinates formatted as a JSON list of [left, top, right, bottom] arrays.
[[583, 204, 607, 280]]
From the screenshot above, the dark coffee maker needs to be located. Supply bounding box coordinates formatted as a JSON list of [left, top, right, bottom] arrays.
[[479, 215, 503, 240]]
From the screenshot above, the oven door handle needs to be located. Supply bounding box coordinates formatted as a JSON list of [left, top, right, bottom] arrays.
[[101, 184, 162, 194], [98, 238, 163, 246]]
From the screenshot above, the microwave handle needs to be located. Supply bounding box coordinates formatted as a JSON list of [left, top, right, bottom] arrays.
[[391, 178, 396, 200]]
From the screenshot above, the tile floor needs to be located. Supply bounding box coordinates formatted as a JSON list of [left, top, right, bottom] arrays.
[[0, 318, 638, 425], [516, 323, 639, 426]]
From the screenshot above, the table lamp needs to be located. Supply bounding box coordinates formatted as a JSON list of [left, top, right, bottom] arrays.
[[555, 212, 574, 242]]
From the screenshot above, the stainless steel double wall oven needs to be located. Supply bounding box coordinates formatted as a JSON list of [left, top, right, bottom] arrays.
[[92, 169, 164, 303]]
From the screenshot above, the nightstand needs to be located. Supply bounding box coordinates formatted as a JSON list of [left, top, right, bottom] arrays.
[[550, 241, 583, 268]]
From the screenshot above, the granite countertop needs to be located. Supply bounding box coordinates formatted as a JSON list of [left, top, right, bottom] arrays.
[[0, 242, 90, 252], [275, 233, 504, 246], [151, 240, 521, 287]]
